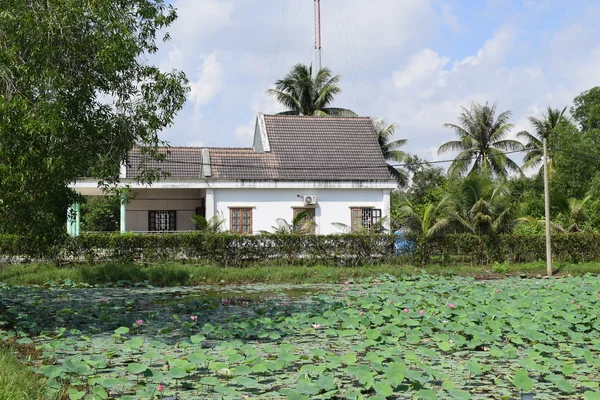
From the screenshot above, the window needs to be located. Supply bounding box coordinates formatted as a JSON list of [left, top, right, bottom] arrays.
[[350, 208, 382, 232], [230, 208, 252, 233], [149, 211, 176, 232], [293, 208, 316, 234]]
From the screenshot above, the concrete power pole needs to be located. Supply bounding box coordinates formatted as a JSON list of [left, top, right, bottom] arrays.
[[543, 137, 552, 276]]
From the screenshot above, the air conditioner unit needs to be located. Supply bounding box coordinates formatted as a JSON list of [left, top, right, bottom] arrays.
[[303, 195, 317, 206]]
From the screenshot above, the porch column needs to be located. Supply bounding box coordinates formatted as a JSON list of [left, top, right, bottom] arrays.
[[120, 190, 127, 234], [205, 189, 215, 220], [74, 202, 81, 236], [383, 189, 391, 232]]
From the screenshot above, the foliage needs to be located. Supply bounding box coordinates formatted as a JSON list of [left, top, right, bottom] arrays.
[[572, 86, 600, 132], [0, 233, 396, 267], [270, 210, 316, 234], [2, 276, 600, 399], [439, 102, 523, 178], [81, 196, 121, 232], [0, 0, 189, 239], [373, 120, 408, 186], [550, 119, 600, 199], [0, 347, 46, 400], [403, 155, 448, 205], [518, 106, 567, 177], [190, 214, 226, 233], [267, 63, 356, 116]]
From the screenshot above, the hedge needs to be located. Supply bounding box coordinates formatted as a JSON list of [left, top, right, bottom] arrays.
[[2, 232, 600, 266], [0, 233, 395, 267]]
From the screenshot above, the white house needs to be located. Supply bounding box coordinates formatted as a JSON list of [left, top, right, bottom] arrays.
[[69, 114, 398, 235]]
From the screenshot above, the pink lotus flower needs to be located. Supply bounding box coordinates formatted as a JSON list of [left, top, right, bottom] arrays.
[[312, 323, 321, 329], [448, 303, 455, 309], [135, 319, 144, 325], [571, 300, 575, 304], [374, 279, 380, 283], [359, 311, 364, 316], [222, 298, 230, 304], [403, 308, 409, 313], [419, 310, 424, 315], [157, 384, 164, 392], [344, 286, 350, 291], [567, 273, 572, 277], [347, 301, 352, 307], [495, 289, 500, 293], [190, 315, 198, 321], [577, 304, 582, 309], [344, 280, 350, 285]]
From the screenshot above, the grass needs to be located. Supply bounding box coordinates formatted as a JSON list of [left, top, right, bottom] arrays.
[[1, 260, 600, 286], [0, 347, 46, 400]]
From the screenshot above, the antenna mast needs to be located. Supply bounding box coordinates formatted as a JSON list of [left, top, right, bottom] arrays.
[[314, 0, 322, 72]]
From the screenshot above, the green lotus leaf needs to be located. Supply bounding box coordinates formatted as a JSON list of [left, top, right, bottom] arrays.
[[555, 379, 575, 393], [417, 389, 438, 400], [126, 363, 149, 375], [233, 376, 258, 387], [200, 376, 219, 386], [167, 367, 186, 379], [373, 381, 393, 397], [584, 392, 600, 400], [513, 369, 534, 392], [124, 337, 143, 349], [114, 327, 129, 336], [68, 389, 86, 400]]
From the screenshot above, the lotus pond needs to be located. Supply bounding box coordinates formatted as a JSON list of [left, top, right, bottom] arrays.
[[2, 275, 600, 399]]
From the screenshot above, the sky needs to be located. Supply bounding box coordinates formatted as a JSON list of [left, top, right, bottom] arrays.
[[152, 0, 600, 163]]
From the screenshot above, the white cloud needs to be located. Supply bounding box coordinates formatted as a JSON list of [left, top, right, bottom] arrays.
[[393, 48, 449, 91], [189, 53, 223, 108]]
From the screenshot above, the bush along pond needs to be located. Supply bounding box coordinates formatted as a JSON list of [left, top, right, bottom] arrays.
[[1, 276, 600, 399]]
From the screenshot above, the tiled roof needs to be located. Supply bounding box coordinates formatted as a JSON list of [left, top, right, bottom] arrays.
[[125, 115, 393, 181], [208, 148, 279, 180], [126, 147, 203, 179], [260, 115, 392, 181]]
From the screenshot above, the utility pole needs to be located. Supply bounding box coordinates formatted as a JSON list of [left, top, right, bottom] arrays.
[[543, 137, 552, 276], [314, 0, 322, 72]]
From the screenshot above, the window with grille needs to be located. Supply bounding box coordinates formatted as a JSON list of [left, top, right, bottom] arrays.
[[350, 208, 382, 232], [293, 208, 316, 234], [149, 211, 176, 232], [230, 208, 252, 233]]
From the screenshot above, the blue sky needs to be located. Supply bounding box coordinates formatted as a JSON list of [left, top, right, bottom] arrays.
[[153, 0, 600, 162]]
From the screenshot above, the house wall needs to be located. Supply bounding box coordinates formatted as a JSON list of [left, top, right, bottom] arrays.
[[212, 188, 390, 234], [125, 189, 204, 232]]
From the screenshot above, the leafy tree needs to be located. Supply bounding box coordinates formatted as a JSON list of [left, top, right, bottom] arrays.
[[439, 102, 523, 178], [571, 86, 600, 132], [373, 121, 408, 186], [0, 0, 189, 239], [267, 63, 356, 116], [549, 119, 600, 199], [517, 107, 567, 177], [403, 155, 447, 205], [190, 215, 226, 233], [81, 196, 121, 232]]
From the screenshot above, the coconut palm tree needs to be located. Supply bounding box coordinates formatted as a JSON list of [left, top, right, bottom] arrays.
[[517, 107, 567, 177], [271, 210, 316, 234], [450, 174, 515, 238], [267, 63, 356, 116], [397, 196, 453, 264], [374, 120, 409, 186], [439, 102, 523, 178], [190, 214, 226, 233], [518, 196, 596, 233]]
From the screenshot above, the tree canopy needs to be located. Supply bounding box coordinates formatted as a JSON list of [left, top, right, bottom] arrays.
[[438, 102, 523, 179], [267, 63, 356, 116], [0, 0, 189, 238]]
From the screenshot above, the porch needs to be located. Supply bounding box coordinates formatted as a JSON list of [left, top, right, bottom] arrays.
[[68, 188, 215, 236]]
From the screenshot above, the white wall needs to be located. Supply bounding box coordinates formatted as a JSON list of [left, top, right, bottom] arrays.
[[212, 188, 390, 234]]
